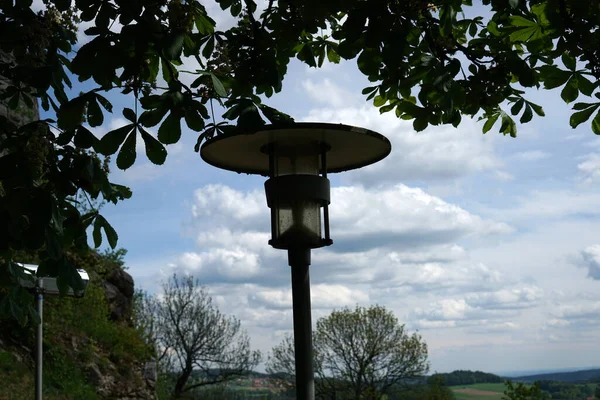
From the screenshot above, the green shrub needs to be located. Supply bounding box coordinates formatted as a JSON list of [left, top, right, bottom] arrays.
[[44, 344, 100, 400], [0, 350, 33, 400]]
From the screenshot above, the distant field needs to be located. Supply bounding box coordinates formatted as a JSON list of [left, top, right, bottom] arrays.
[[451, 383, 505, 400]]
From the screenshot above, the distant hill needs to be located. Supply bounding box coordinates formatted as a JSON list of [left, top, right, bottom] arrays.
[[431, 370, 504, 386], [513, 368, 600, 383]]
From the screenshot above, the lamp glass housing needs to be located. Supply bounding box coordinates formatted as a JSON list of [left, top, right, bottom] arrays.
[[266, 142, 329, 249], [199, 122, 392, 249]]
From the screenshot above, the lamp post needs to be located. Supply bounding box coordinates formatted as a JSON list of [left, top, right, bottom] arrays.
[[201, 122, 391, 400], [18, 264, 89, 400]]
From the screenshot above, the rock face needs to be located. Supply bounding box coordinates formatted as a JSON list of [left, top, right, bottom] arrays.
[[87, 359, 157, 400], [102, 268, 135, 321]]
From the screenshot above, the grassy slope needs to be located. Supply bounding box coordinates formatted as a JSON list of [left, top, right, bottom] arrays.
[[451, 383, 506, 400]]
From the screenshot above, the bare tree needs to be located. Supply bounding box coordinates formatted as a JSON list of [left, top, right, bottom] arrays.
[[135, 274, 261, 399], [267, 305, 429, 400]]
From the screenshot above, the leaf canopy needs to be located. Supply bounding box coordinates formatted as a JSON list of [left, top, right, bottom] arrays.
[[2, 0, 600, 321]]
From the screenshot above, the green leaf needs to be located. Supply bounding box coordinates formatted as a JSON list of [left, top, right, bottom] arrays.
[[74, 126, 98, 149], [45, 228, 62, 259], [593, 111, 600, 135], [95, 94, 113, 113], [202, 35, 215, 60], [528, 101, 545, 116], [327, 46, 340, 63], [195, 14, 215, 35], [508, 16, 544, 43], [509, 16, 538, 28], [297, 43, 316, 68], [373, 95, 386, 107], [510, 99, 524, 115], [539, 66, 571, 90], [56, 130, 75, 146], [7, 94, 19, 109], [97, 124, 133, 155], [116, 131, 137, 170], [561, 76, 579, 103], [469, 21, 478, 37], [57, 96, 86, 130], [357, 49, 381, 77], [158, 113, 182, 144], [164, 34, 185, 60], [123, 107, 137, 122], [185, 109, 205, 131], [362, 86, 377, 95], [482, 113, 499, 133], [439, 5, 455, 37], [140, 127, 167, 165], [413, 118, 427, 132], [577, 74, 595, 96], [87, 97, 103, 127], [230, 1, 242, 16], [94, 215, 118, 249], [258, 104, 294, 125], [237, 102, 265, 129], [569, 104, 600, 129], [572, 102, 598, 111], [22, 93, 34, 108], [161, 57, 176, 84], [211, 73, 227, 97], [561, 53, 576, 72], [520, 104, 533, 123], [92, 217, 102, 247], [53, 0, 69, 10], [509, 0, 519, 8], [500, 113, 517, 137], [140, 108, 168, 127]]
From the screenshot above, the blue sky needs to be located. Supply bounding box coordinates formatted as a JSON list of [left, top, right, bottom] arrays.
[[39, 1, 600, 374]]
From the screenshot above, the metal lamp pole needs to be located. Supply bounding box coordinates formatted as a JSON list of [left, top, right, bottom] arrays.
[[289, 247, 314, 400], [35, 278, 44, 400]]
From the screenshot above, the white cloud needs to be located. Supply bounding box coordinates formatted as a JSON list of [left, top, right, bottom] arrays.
[[484, 189, 600, 222], [577, 245, 600, 280], [409, 287, 542, 329], [328, 185, 512, 252], [303, 105, 500, 185], [513, 150, 550, 162], [192, 185, 266, 224], [465, 287, 543, 310], [577, 153, 600, 184], [178, 248, 262, 281], [302, 78, 359, 108], [554, 302, 600, 320], [494, 170, 515, 181], [250, 284, 369, 310]]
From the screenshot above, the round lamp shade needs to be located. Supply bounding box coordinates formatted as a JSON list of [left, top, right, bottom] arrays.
[[200, 122, 392, 176]]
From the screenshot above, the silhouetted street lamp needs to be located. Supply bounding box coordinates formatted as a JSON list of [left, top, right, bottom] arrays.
[[201, 122, 391, 400], [18, 264, 89, 400]]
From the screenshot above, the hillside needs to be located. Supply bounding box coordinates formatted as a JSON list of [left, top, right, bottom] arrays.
[[0, 250, 156, 400], [514, 368, 600, 384], [432, 370, 505, 386]]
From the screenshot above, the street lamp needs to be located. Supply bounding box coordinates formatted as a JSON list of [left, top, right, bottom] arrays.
[[201, 122, 391, 400], [18, 264, 89, 400]]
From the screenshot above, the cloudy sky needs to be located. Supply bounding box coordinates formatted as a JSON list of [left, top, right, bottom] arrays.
[[49, 2, 600, 375]]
